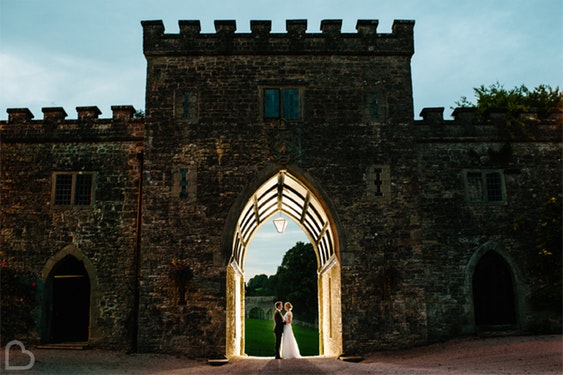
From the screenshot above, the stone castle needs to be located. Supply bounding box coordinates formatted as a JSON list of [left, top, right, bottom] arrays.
[[1, 19, 561, 358]]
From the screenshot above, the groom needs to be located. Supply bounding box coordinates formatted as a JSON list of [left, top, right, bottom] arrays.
[[273, 301, 285, 359]]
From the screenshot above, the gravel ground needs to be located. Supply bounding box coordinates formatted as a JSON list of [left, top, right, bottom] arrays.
[[2, 334, 561, 374]]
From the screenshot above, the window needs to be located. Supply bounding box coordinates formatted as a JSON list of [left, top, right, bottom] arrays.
[[53, 172, 95, 207], [175, 89, 197, 121], [369, 92, 379, 120], [366, 165, 391, 199], [465, 170, 505, 203], [183, 91, 191, 119], [263, 88, 301, 120]]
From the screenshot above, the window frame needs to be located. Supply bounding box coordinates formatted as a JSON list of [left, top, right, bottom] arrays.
[[262, 87, 303, 121], [463, 169, 506, 204], [52, 172, 96, 208]]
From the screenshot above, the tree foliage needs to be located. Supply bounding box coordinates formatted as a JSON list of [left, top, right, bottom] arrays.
[[246, 241, 318, 323], [456, 83, 562, 136], [246, 273, 275, 296], [456, 82, 562, 116], [274, 242, 318, 323]]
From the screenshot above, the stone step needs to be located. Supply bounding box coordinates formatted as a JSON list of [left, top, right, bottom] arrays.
[[36, 342, 89, 350]]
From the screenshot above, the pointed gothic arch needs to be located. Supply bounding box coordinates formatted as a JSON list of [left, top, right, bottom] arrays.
[[41, 245, 100, 344], [463, 242, 529, 333], [225, 168, 342, 358]]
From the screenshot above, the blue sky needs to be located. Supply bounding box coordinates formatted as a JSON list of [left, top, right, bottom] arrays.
[[1, 0, 562, 278]]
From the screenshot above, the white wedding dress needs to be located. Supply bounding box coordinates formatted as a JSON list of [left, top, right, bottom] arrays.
[[280, 311, 302, 359]]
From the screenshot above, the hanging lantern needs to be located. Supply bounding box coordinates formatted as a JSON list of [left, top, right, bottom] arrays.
[[273, 216, 288, 234]]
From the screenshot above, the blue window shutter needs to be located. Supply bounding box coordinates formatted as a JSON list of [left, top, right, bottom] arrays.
[[283, 88, 300, 119], [264, 89, 280, 118]]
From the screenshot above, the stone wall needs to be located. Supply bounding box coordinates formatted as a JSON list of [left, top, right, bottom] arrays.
[[415, 108, 562, 340], [0, 106, 143, 349]]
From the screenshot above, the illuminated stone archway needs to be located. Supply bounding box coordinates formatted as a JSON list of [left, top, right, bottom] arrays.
[[226, 169, 342, 358]]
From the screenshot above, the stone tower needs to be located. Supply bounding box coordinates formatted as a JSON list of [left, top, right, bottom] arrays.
[[139, 18, 423, 357]]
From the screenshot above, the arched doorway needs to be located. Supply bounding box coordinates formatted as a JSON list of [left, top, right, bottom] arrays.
[[45, 255, 91, 343], [226, 169, 342, 358], [472, 251, 517, 326]]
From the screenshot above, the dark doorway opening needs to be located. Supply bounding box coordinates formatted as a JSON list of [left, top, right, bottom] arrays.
[[48, 256, 90, 343], [472, 251, 516, 327]]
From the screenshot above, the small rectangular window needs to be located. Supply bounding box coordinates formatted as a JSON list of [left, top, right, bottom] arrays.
[[464, 170, 505, 203], [263, 87, 301, 120], [264, 89, 280, 118], [54, 174, 73, 205], [74, 174, 93, 205], [175, 89, 198, 121], [485, 172, 503, 202], [283, 88, 300, 119], [53, 172, 95, 207], [466, 172, 484, 203]]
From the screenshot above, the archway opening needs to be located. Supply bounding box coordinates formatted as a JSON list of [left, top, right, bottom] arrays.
[[226, 169, 342, 358], [472, 251, 517, 326], [47, 255, 91, 343], [244, 217, 318, 356]]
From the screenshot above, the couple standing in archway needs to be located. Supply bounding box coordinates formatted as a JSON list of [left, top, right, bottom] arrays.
[[273, 301, 302, 359]]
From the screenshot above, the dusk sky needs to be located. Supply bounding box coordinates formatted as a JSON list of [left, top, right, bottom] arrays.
[[1, 0, 562, 279]]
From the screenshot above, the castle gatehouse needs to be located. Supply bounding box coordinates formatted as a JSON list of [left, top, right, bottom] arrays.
[[1, 19, 561, 358]]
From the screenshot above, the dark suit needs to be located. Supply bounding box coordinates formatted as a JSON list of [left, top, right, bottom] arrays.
[[273, 309, 285, 358]]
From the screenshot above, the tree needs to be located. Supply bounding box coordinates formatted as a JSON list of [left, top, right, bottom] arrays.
[[246, 274, 274, 296], [133, 109, 145, 118], [274, 242, 318, 324], [456, 83, 562, 136]]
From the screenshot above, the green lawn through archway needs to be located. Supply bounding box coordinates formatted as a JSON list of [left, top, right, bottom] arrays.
[[244, 318, 319, 357]]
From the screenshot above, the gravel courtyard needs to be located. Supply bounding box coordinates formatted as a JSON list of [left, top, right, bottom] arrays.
[[2, 334, 561, 374]]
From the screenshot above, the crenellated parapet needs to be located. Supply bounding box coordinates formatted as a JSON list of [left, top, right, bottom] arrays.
[[415, 106, 563, 140], [1, 105, 144, 142], [141, 19, 414, 56]]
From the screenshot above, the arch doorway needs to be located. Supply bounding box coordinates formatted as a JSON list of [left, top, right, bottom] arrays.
[[226, 169, 342, 358], [46, 255, 91, 343], [472, 251, 517, 327]]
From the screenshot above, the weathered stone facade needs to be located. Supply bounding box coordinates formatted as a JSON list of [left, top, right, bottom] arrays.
[[1, 19, 561, 358], [1, 106, 143, 349]]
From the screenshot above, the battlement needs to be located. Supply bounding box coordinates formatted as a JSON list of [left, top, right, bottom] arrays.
[[415, 106, 563, 140], [417, 106, 563, 124], [4, 105, 138, 124], [141, 19, 414, 56], [1, 105, 144, 142]]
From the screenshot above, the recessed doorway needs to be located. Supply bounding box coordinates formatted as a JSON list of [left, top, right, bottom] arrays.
[[472, 251, 517, 327], [47, 255, 91, 343]]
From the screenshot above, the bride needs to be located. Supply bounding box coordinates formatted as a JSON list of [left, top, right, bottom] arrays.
[[281, 302, 302, 359]]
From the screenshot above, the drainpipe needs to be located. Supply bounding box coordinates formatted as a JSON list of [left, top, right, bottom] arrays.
[[131, 147, 144, 352]]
